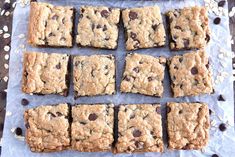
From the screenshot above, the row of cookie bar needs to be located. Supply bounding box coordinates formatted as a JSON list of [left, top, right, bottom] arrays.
[[24, 102, 210, 153], [28, 2, 210, 50], [22, 50, 213, 98]]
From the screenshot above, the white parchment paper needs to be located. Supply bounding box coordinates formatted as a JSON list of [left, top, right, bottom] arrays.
[[2, 0, 235, 156]]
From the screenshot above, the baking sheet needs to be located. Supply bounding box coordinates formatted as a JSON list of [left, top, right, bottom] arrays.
[[2, 0, 235, 156]]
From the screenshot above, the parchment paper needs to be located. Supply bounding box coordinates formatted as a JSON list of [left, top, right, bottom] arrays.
[[2, 0, 235, 156]]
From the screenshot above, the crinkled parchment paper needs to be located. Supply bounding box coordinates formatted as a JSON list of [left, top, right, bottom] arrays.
[[1, 0, 235, 156]]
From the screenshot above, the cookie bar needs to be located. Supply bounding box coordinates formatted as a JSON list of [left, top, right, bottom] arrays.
[[24, 103, 70, 152], [166, 6, 210, 50], [28, 2, 74, 47], [122, 6, 166, 50], [120, 53, 166, 97], [73, 55, 115, 98], [71, 104, 114, 152], [115, 104, 163, 153], [167, 102, 210, 150], [76, 6, 120, 49], [22, 52, 70, 96], [168, 50, 213, 97]]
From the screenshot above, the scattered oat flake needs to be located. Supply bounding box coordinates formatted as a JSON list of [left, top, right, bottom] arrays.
[[5, 54, 9, 60], [18, 33, 25, 39], [3, 76, 8, 82], [6, 111, 12, 116], [4, 45, 10, 51], [3, 33, 10, 38]]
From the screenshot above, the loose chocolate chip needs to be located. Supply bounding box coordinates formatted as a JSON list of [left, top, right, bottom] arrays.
[[191, 67, 198, 75], [218, 94, 225, 101], [101, 10, 109, 18], [152, 24, 159, 31], [130, 32, 137, 40], [133, 129, 141, 137], [212, 154, 219, 157], [15, 127, 22, 136], [205, 34, 210, 43], [209, 109, 212, 115], [133, 67, 139, 73], [213, 17, 221, 25], [148, 77, 153, 82], [218, 0, 226, 7], [25, 123, 30, 129], [21, 98, 29, 106], [103, 25, 107, 31], [179, 57, 183, 63], [3, 3, 11, 10], [129, 11, 138, 20], [167, 106, 171, 113], [52, 15, 59, 20], [88, 113, 98, 121], [183, 39, 190, 48], [56, 63, 61, 69], [156, 107, 161, 114], [219, 123, 226, 131], [96, 24, 101, 29]]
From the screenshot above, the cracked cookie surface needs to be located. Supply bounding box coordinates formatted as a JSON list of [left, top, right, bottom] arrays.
[[28, 2, 74, 47], [166, 6, 210, 50], [22, 52, 70, 96], [115, 104, 163, 153], [121, 53, 166, 97], [73, 55, 115, 97], [167, 102, 210, 150], [71, 104, 114, 152], [168, 50, 213, 97], [122, 6, 166, 50], [24, 103, 70, 152], [76, 6, 120, 49]]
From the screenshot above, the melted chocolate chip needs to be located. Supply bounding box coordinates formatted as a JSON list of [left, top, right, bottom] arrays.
[[218, 0, 226, 7], [130, 32, 137, 40], [3, 3, 11, 10], [15, 127, 22, 136], [191, 67, 198, 75], [219, 123, 226, 131], [212, 154, 219, 157], [88, 113, 98, 121], [156, 107, 161, 114], [152, 24, 159, 31], [133, 129, 141, 137], [133, 67, 139, 73], [167, 106, 171, 113], [21, 98, 29, 106], [101, 10, 109, 18], [213, 17, 221, 25], [56, 63, 61, 69], [218, 94, 225, 101], [129, 11, 138, 20]]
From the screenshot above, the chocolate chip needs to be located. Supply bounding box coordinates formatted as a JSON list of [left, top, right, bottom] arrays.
[[21, 98, 29, 106], [133, 129, 141, 137], [52, 15, 59, 20], [139, 61, 143, 64], [130, 32, 137, 40], [219, 123, 226, 131], [101, 10, 109, 18], [129, 11, 138, 20], [134, 141, 143, 149], [213, 17, 221, 25], [48, 112, 56, 118], [48, 32, 55, 37], [206, 62, 210, 69], [179, 57, 183, 63], [183, 39, 189, 48], [25, 123, 30, 129], [152, 24, 159, 31], [88, 113, 98, 121], [212, 154, 219, 157], [75, 61, 80, 66], [218, 94, 225, 101], [15, 127, 22, 136], [174, 26, 182, 30], [3, 3, 11, 10], [123, 76, 130, 81], [96, 24, 101, 29], [148, 77, 153, 82], [56, 112, 63, 116], [191, 67, 198, 75], [218, 0, 226, 7], [156, 107, 161, 114], [179, 110, 183, 114], [103, 25, 107, 31], [205, 34, 210, 43], [130, 114, 135, 119], [56, 63, 61, 69], [167, 106, 171, 113], [80, 122, 86, 125], [133, 67, 139, 73], [81, 8, 85, 13]]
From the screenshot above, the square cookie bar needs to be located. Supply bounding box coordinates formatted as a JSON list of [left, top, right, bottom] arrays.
[[166, 6, 210, 50], [115, 104, 163, 153], [71, 104, 114, 152], [121, 53, 166, 97], [73, 55, 115, 98], [28, 2, 74, 47], [76, 6, 120, 49], [22, 52, 70, 96], [24, 103, 70, 152], [122, 6, 166, 50], [167, 102, 210, 150], [168, 50, 213, 97]]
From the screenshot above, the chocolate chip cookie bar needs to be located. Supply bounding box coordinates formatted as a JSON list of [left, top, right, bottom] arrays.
[[73, 55, 115, 98], [167, 102, 210, 150], [22, 52, 70, 96], [115, 104, 163, 153], [24, 103, 70, 152], [121, 53, 166, 97], [28, 2, 74, 47], [76, 6, 120, 49], [71, 104, 114, 152], [122, 6, 166, 50], [166, 6, 210, 50], [167, 50, 213, 97]]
